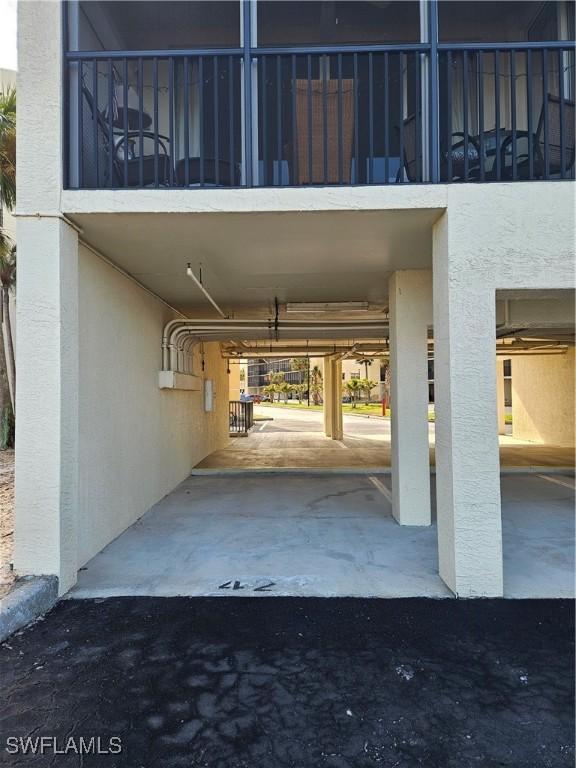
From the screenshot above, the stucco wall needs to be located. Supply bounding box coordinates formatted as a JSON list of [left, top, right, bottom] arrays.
[[511, 349, 575, 447], [77, 244, 228, 567]]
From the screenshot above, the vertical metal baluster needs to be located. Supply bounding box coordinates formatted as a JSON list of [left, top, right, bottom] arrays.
[[353, 53, 359, 183], [510, 50, 517, 180], [558, 48, 565, 179], [123, 58, 128, 187], [229, 55, 235, 185], [368, 52, 374, 182], [337, 53, 343, 184], [478, 51, 485, 181], [77, 59, 83, 188], [169, 57, 174, 186], [446, 52, 453, 182], [322, 56, 328, 184], [184, 57, 190, 186], [108, 58, 114, 187], [399, 53, 404, 182], [526, 49, 533, 180], [154, 56, 159, 187], [138, 57, 144, 187], [384, 52, 389, 184], [214, 57, 220, 185], [307, 54, 313, 183], [199, 56, 204, 185], [292, 54, 298, 187], [262, 56, 268, 185], [92, 59, 99, 187], [242, 0, 253, 188], [414, 50, 421, 182], [277, 54, 282, 186], [543, 48, 549, 179], [463, 51, 469, 180], [495, 51, 501, 181]]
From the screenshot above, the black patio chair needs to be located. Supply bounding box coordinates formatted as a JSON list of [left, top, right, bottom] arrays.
[[398, 114, 480, 182], [81, 86, 172, 188], [496, 94, 575, 180]]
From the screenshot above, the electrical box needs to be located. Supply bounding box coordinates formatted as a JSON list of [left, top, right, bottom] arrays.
[[204, 379, 214, 412]]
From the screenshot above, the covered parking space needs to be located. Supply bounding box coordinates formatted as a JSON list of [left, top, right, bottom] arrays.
[[68, 470, 574, 599]]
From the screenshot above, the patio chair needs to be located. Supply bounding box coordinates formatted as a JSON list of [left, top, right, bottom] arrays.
[[496, 93, 575, 180], [398, 114, 480, 182], [81, 86, 171, 188]]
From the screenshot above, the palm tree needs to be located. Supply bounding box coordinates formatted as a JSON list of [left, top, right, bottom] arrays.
[[262, 383, 277, 402], [0, 233, 15, 447], [278, 381, 294, 403], [361, 358, 372, 380], [344, 378, 362, 408], [0, 86, 16, 449], [293, 382, 308, 403], [309, 365, 323, 405], [360, 378, 377, 403], [0, 87, 16, 212]]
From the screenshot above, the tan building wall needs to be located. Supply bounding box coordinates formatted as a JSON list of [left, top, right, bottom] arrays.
[[511, 348, 575, 448], [228, 360, 243, 400], [341, 359, 382, 399], [77, 244, 229, 567]]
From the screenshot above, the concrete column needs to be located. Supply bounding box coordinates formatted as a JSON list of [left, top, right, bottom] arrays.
[[323, 357, 343, 440], [432, 215, 503, 597], [14, 218, 79, 595], [496, 358, 507, 435], [389, 270, 432, 526], [323, 358, 333, 437], [331, 359, 344, 441]]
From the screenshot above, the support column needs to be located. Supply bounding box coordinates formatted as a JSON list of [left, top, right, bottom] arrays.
[[389, 270, 432, 526], [331, 358, 343, 441], [14, 218, 79, 595], [323, 357, 343, 440], [323, 358, 333, 437], [496, 358, 507, 435], [433, 215, 503, 597]]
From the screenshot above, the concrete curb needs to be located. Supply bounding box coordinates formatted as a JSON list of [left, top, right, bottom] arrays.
[[0, 576, 59, 642], [191, 466, 575, 477]]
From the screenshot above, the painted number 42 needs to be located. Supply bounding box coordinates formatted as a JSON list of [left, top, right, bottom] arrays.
[[218, 580, 275, 592]]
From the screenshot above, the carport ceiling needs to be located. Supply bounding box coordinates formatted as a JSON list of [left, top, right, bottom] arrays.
[[69, 209, 437, 312]]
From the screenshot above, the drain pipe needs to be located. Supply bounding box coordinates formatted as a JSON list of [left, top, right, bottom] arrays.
[[186, 264, 228, 319]]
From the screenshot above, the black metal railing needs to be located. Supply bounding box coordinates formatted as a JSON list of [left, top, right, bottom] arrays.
[[64, 41, 574, 189], [229, 400, 254, 435], [438, 43, 575, 182]]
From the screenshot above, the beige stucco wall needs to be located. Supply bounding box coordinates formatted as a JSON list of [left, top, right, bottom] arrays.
[[77, 244, 228, 567], [228, 361, 242, 400], [511, 349, 575, 447]]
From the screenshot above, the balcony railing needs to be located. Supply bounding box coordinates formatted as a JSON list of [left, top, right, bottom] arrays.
[[64, 41, 575, 189]]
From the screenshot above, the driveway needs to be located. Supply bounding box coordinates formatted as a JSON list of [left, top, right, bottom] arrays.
[[196, 406, 575, 470], [1, 598, 573, 767]]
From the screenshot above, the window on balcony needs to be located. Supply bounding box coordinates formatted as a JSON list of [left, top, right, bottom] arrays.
[[257, 1, 420, 47], [71, 1, 241, 51], [438, 1, 575, 43]]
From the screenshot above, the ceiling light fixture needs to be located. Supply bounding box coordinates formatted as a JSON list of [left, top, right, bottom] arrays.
[[285, 301, 370, 313]]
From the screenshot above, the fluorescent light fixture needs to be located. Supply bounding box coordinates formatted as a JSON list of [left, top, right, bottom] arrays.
[[285, 302, 370, 313]]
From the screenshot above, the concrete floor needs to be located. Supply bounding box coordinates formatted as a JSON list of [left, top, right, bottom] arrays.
[[69, 472, 575, 600], [196, 406, 575, 470]]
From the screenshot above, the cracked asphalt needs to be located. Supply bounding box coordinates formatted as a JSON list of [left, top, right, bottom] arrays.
[[0, 598, 574, 767]]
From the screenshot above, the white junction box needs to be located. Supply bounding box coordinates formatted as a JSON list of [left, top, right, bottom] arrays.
[[204, 379, 215, 412]]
